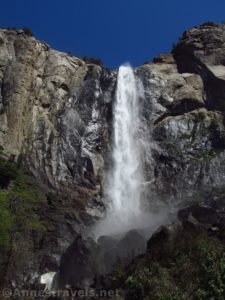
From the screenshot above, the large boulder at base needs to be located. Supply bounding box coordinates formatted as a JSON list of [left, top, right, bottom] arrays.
[[58, 230, 147, 288]]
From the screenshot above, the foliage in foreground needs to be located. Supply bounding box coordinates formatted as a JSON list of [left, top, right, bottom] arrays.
[[0, 159, 47, 246], [0, 158, 48, 286], [112, 229, 225, 300]]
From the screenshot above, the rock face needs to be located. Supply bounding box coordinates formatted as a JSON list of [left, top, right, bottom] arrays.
[[0, 28, 116, 196], [58, 230, 147, 288], [0, 28, 116, 254], [1, 22, 225, 288], [0, 28, 116, 287], [173, 21, 225, 111], [137, 22, 225, 207]]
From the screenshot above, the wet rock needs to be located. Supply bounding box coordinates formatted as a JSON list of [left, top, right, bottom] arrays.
[[97, 235, 118, 252], [58, 230, 147, 288], [40, 255, 59, 273], [59, 235, 102, 288], [117, 229, 147, 258], [177, 204, 220, 224], [211, 197, 225, 212], [100, 230, 147, 273], [147, 222, 182, 252]]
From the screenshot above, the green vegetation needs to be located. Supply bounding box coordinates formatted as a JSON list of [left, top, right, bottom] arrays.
[[196, 149, 216, 160], [0, 190, 14, 246], [0, 158, 47, 247], [197, 110, 207, 121], [211, 115, 219, 128], [9, 170, 47, 231], [81, 55, 103, 66], [22, 27, 34, 37], [113, 229, 225, 300]]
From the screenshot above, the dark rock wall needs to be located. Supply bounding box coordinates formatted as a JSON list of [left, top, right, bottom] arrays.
[[137, 22, 225, 207]]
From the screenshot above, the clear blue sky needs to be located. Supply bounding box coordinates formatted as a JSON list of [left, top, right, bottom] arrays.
[[1, 0, 225, 67]]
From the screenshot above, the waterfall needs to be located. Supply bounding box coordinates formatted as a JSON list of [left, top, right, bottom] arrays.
[[108, 65, 143, 225], [40, 272, 56, 291], [94, 64, 149, 237]]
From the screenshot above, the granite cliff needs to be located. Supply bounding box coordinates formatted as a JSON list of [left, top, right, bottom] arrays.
[[0, 21, 225, 291]]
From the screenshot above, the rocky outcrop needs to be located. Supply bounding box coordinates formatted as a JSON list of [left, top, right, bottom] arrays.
[[173, 21, 225, 111], [58, 229, 147, 289], [0, 29, 116, 264], [137, 22, 225, 207], [94, 198, 225, 300]]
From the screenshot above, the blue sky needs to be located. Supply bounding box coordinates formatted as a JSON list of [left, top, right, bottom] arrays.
[[1, 0, 225, 67]]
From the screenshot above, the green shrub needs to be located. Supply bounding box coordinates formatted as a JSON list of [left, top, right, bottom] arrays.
[[211, 115, 219, 128], [125, 264, 184, 300], [9, 170, 47, 231], [81, 55, 103, 66], [195, 239, 225, 299], [0, 160, 47, 246], [117, 230, 225, 300], [22, 27, 34, 37], [198, 110, 207, 120]]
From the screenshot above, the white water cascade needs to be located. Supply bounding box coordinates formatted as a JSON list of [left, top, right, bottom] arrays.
[[109, 65, 144, 225], [40, 272, 56, 291], [94, 64, 149, 237]]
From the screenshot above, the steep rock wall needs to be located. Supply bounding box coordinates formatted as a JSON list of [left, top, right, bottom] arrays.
[[1, 22, 225, 286]]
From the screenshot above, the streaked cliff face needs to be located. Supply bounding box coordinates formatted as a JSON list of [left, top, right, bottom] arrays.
[[1, 23, 225, 233], [1, 22, 225, 289]]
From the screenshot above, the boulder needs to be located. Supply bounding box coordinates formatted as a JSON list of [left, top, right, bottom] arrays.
[[59, 235, 102, 287], [117, 229, 147, 258], [177, 204, 220, 225], [58, 230, 147, 288]]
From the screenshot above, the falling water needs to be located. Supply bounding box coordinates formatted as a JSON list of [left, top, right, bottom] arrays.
[[93, 64, 148, 237], [40, 272, 56, 291], [109, 65, 143, 224]]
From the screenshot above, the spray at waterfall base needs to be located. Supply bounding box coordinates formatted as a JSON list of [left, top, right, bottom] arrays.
[[38, 65, 171, 291], [93, 65, 168, 238]]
